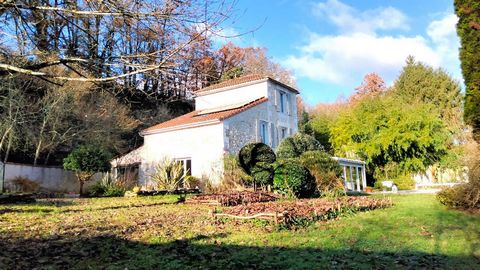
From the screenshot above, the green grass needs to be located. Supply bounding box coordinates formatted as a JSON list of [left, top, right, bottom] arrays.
[[0, 194, 478, 269]]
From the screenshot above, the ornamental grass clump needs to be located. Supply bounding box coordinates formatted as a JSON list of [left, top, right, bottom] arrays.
[[149, 157, 185, 191]]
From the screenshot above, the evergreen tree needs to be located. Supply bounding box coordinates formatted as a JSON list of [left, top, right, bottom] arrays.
[[455, 0, 480, 142], [394, 56, 463, 135]]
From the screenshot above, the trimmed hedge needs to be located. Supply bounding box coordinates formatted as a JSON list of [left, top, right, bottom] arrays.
[[273, 160, 316, 198]]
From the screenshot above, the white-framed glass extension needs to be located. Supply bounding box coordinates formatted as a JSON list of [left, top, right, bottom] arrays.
[[332, 157, 367, 192]]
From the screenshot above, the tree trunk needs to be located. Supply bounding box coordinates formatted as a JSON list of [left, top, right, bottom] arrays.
[[79, 181, 84, 196], [3, 133, 12, 163], [33, 138, 42, 166]]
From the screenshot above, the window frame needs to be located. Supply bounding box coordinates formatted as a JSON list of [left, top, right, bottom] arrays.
[[279, 91, 287, 113], [175, 157, 192, 177], [259, 120, 269, 145]]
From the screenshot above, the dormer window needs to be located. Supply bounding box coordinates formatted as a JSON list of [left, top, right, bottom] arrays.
[[279, 91, 288, 113]]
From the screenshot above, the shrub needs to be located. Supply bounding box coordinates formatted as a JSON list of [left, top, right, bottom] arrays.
[[437, 155, 480, 209], [8, 176, 40, 193], [238, 143, 276, 188], [273, 160, 316, 198], [223, 154, 251, 189], [300, 151, 342, 176], [184, 175, 201, 189], [437, 183, 480, 209], [87, 175, 126, 197], [276, 133, 323, 159], [63, 145, 111, 195], [393, 174, 415, 190], [238, 143, 276, 174], [300, 151, 344, 197], [251, 167, 274, 187], [149, 157, 185, 191]]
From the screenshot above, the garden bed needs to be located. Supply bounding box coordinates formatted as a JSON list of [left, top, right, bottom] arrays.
[[217, 196, 392, 225], [186, 191, 279, 206]]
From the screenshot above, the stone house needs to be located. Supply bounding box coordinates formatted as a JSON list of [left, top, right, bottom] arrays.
[[112, 74, 299, 186]]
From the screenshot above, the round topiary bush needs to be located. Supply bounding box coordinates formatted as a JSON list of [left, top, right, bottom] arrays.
[[238, 143, 276, 174], [276, 133, 323, 160], [273, 160, 316, 198]]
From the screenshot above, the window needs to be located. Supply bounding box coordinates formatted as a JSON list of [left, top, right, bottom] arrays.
[[176, 158, 192, 177], [279, 91, 288, 113], [116, 164, 139, 184], [259, 121, 269, 145]]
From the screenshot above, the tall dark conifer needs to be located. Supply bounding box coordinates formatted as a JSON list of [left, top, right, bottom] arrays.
[[455, 0, 480, 141]]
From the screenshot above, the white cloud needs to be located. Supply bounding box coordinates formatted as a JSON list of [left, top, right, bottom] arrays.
[[210, 27, 242, 45], [313, 0, 409, 34], [284, 0, 461, 87], [426, 14, 461, 77]]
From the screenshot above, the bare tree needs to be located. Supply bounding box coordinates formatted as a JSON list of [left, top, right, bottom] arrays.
[[0, 0, 236, 92], [0, 78, 30, 162]]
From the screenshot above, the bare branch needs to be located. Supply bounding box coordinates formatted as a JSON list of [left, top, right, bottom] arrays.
[[0, 3, 173, 18]]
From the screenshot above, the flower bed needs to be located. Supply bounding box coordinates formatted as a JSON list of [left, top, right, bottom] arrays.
[[218, 196, 392, 225], [186, 191, 279, 206]]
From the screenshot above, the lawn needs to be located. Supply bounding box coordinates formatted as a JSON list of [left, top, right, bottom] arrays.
[[0, 194, 478, 269]]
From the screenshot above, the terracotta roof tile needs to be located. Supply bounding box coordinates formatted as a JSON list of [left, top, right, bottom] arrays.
[[195, 74, 299, 94], [141, 97, 268, 134]]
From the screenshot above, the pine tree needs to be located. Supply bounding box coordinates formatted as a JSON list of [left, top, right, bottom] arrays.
[[455, 0, 480, 141]]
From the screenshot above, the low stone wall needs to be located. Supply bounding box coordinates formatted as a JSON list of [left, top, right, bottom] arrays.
[[3, 162, 103, 193]]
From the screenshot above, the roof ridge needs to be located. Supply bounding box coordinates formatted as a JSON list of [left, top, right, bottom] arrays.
[[195, 74, 267, 93]]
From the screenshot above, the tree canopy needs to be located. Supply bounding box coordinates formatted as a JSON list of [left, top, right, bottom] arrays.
[[63, 145, 111, 195], [330, 96, 449, 178], [393, 56, 463, 135]]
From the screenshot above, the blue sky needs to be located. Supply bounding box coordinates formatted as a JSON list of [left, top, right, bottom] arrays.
[[216, 0, 461, 105]]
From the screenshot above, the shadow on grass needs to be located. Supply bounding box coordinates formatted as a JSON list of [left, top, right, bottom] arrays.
[[61, 201, 179, 213], [0, 208, 54, 215], [0, 233, 478, 270], [0, 200, 179, 215]]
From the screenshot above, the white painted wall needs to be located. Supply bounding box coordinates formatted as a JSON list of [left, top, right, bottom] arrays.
[[3, 163, 103, 193], [195, 81, 268, 111], [138, 123, 225, 185]]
